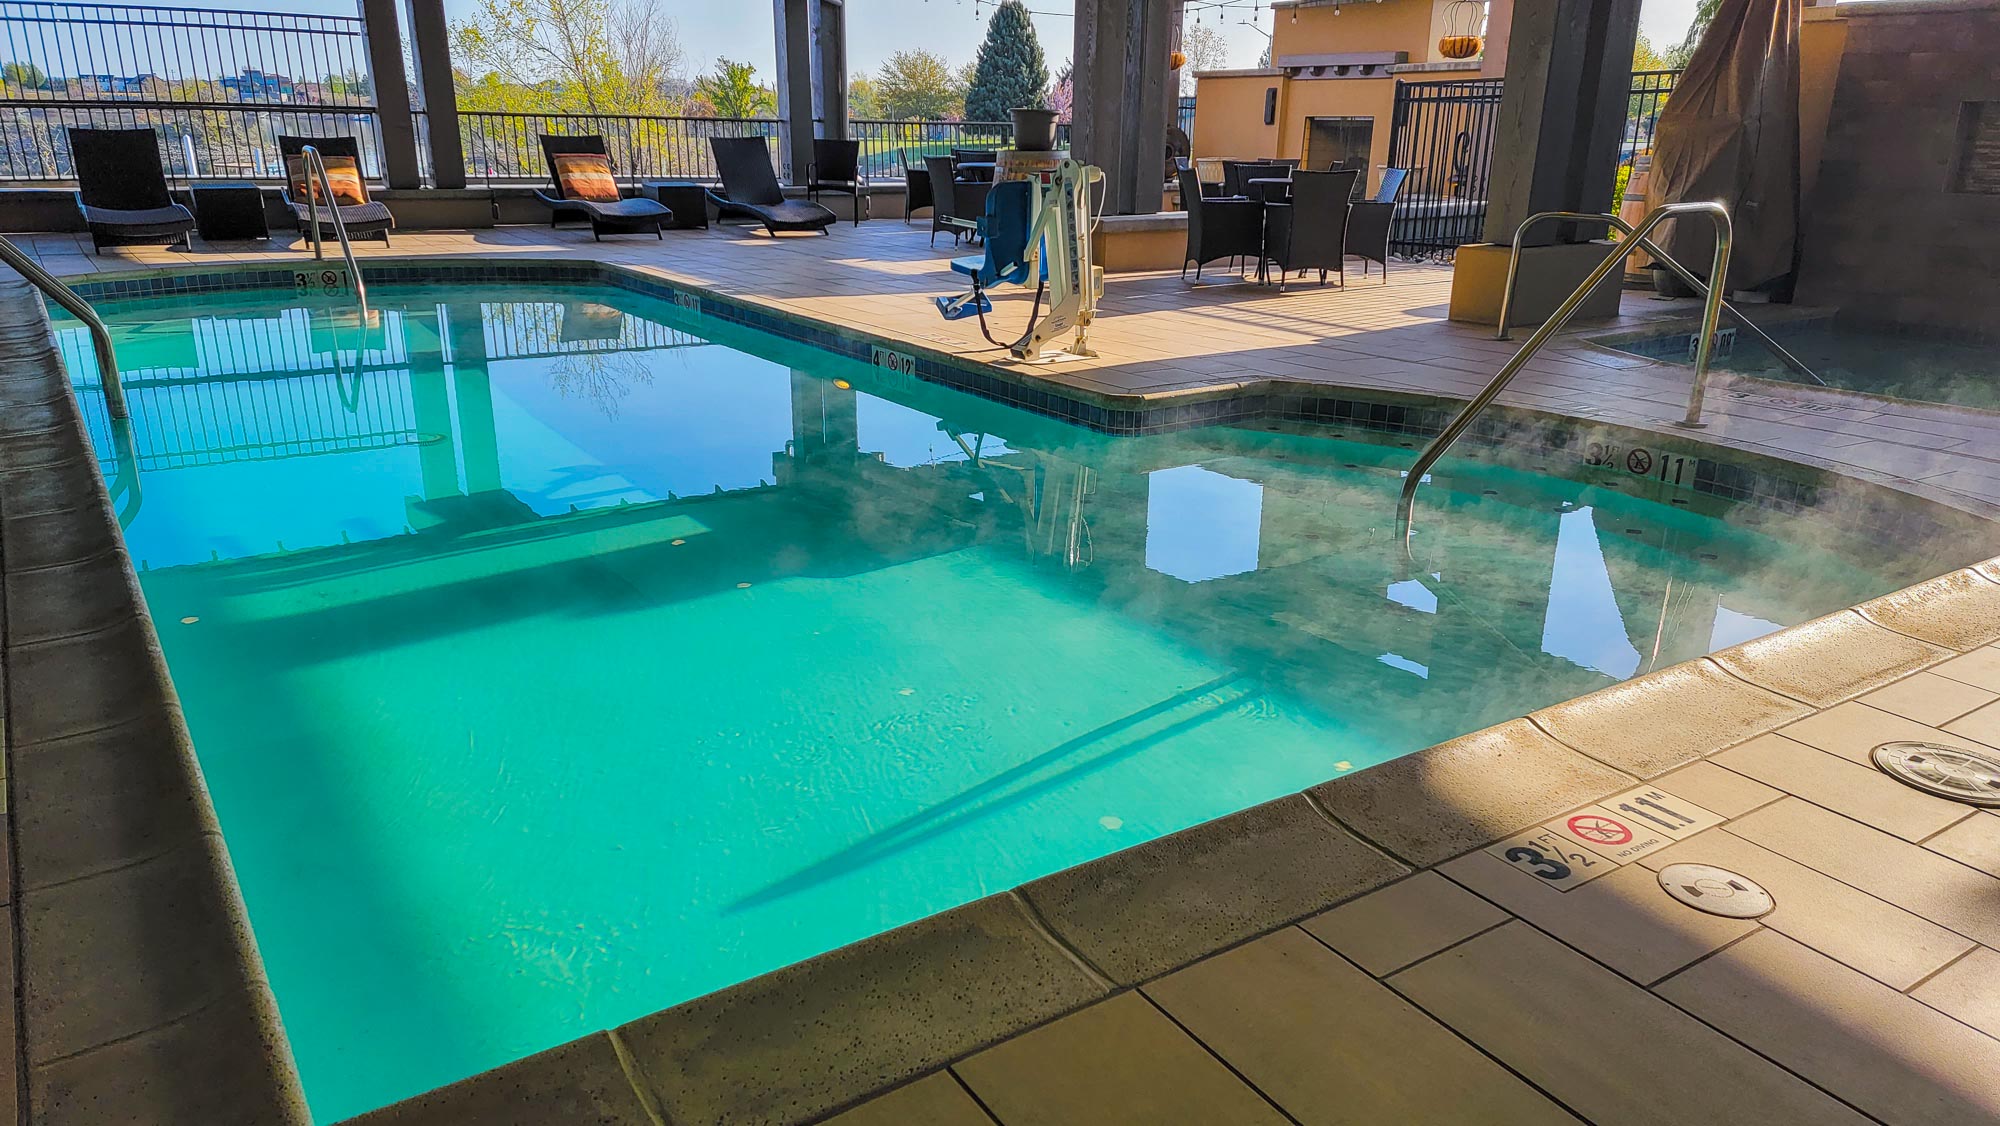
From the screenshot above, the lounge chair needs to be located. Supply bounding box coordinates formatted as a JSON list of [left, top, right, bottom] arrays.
[[535, 135, 670, 240], [1262, 169, 1360, 290], [706, 137, 835, 236], [66, 127, 193, 254], [1346, 167, 1409, 282], [900, 148, 934, 223], [924, 156, 988, 247], [805, 138, 867, 226], [277, 134, 394, 244], [1178, 167, 1262, 282]]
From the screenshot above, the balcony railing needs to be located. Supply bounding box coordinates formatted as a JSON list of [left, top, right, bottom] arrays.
[[426, 110, 790, 187]]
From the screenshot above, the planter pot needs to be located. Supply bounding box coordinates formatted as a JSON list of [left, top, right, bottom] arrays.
[[1012, 108, 1059, 152]]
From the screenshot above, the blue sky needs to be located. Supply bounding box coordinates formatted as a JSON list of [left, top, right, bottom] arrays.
[[50, 0, 1702, 90]]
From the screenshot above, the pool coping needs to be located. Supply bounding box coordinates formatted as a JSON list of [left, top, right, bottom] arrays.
[[6, 260, 1999, 1124]]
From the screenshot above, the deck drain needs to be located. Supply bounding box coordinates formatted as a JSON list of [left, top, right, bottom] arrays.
[[1658, 864, 1774, 919], [1872, 741, 2000, 806]]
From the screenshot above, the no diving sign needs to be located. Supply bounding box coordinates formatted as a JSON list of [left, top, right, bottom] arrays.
[[1486, 786, 1724, 890]]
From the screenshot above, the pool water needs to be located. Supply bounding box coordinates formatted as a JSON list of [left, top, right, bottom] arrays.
[[58, 284, 1967, 1121], [1612, 318, 1999, 412]]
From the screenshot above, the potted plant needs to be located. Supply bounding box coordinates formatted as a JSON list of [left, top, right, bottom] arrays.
[[1012, 103, 1059, 152]]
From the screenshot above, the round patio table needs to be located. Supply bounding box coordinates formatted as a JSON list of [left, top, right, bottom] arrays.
[[1246, 176, 1292, 203]]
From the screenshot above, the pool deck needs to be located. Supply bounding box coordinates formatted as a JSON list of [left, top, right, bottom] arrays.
[[2, 220, 1999, 1125]]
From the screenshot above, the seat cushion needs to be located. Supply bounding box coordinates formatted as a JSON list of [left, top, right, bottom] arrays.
[[285, 154, 368, 205]]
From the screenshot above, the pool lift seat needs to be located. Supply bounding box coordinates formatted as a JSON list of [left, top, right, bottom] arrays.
[[935, 161, 1104, 363]]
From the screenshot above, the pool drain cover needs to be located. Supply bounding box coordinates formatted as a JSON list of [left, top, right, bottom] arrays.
[[1873, 741, 2000, 806], [1658, 864, 1774, 919]]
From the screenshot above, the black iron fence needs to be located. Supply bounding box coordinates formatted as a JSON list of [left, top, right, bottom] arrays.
[[1386, 78, 1503, 261], [0, 1, 378, 181], [1385, 69, 1681, 261], [846, 118, 1072, 181], [430, 111, 789, 187]]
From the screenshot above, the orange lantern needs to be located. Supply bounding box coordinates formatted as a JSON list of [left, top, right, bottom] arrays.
[[1171, 50, 1188, 69]]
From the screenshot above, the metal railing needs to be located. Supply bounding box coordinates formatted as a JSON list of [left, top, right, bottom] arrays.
[[1394, 201, 1735, 547], [0, 1, 378, 181], [846, 118, 1071, 181], [296, 143, 366, 309], [1385, 69, 1680, 261], [432, 111, 788, 187], [0, 231, 124, 416], [1496, 210, 1823, 387]]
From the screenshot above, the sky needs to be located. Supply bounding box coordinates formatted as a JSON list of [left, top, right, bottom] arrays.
[[46, 0, 1703, 90]]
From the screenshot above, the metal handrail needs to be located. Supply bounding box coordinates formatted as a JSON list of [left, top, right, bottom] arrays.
[[298, 143, 369, 311], [0, 233, 126, 418], [1395, 201, 1733, 549], [1496, 210, 1823, 388]]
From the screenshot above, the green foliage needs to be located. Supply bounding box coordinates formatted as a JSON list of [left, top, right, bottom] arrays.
[[1674, 0, 1724, 66], [450, 0, 684, 114], [875, 50, 966, 120], [692, 59, 774, 118], [847, 74, 881, 119], [2, 61, 47, 89], [964, 0, 1047, 120]]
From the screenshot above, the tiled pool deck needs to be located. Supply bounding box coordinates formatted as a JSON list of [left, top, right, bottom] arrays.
[[2, 221, 1999, 1125]]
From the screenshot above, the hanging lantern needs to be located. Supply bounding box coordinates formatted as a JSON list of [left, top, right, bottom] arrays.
[[1438, 0, 1485, 59], [1171, 50, 1188, 70]]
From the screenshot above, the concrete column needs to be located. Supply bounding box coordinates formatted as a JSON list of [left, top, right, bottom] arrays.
[[1446, 0, 1641, 325], [774, 0, 848, 184], [405, 0, 465, 189], [1074, 0, 1177, 214], [1482, 0, 1642, 245], [358, 0, 422, 189]]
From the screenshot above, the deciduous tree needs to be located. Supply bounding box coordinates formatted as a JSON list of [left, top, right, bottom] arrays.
[[692, 59, 774, 118], [874, 49, 965, 120]]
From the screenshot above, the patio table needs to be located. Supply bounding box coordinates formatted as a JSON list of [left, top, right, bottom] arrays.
[[954, 161, 998, 182]]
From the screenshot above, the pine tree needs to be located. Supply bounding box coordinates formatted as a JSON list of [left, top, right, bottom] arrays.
[[963, 0, 1049, 122]]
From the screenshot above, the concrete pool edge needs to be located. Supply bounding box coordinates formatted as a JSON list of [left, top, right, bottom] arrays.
[[8, 261, 2000, 1123], [0, 278, 312, 1123]]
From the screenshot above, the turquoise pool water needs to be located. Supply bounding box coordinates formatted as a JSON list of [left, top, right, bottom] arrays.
[[58, 283, 1967, 1121]]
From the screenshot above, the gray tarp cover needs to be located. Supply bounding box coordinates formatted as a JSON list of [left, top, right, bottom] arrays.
[[1647, 0, 1803, 291]]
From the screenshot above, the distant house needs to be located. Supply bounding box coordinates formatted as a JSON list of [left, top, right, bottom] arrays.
[[56, 73, 164, 96], [222, 68, 296, 101]]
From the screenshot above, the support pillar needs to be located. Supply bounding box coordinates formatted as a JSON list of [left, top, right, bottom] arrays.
[[1074, 0, 1177, 215], [1447, 0, 1642, 325], [774, 0, 848, 185], [406, 0, 464, 189], [358, 0, 422, 189]]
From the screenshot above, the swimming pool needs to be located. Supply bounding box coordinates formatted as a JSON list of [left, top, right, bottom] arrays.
[[56, 277, 1984, 1120]]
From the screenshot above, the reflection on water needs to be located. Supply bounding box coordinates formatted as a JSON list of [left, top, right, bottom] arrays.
[[57, 284, 1970, 1121]]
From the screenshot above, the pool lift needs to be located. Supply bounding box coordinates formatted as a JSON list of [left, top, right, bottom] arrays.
[[934, 159, 1105, 364]]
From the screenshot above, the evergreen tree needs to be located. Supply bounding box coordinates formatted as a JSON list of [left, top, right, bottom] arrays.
[[963, 0, 1048, 121]]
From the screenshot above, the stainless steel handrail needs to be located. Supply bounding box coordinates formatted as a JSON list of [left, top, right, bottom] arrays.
[[1395, 201, 1733, 550], [0, 234, 127, 418], [1496, 209, 1823, 388], [298, 143, 370, 311]]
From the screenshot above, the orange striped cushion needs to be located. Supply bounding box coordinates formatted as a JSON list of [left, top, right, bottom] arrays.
[[553, 153, 621, 203]]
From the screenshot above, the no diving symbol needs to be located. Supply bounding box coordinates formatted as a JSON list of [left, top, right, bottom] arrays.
[[1626, 448, 1653, 475], [1566, 814, 1632, 846]]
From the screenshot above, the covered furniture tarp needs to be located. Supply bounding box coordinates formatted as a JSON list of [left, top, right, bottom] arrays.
[[1647, 0, 1802, 293]]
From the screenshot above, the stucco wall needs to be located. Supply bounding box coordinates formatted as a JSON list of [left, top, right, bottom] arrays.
[[1793, 0, 2000, 335]]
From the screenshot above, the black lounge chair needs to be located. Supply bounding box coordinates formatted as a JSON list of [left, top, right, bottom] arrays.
[[276, 134, 394, 244], [535, 135, 670, 240], [706, 137, 835, 236], [1263, 169, 1360, 291], [1177, 167, 1261, 282], [900, 148, 933, 223], [67, 127, 193, 254], [806, 138, 867, 226], [1346, 167, 1409, 282]]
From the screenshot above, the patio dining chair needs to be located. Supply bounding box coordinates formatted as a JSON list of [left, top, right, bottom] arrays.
[[900, 148, 934, 222], [924, 155, 987, 247], [1346, 167, 1410, 282], [1262, 169, 1360, 291], [66, 127, 194, 254], [806, 138, 867, 226], [277, 134, 395, 244], [1177, 167, 1262, 282]]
